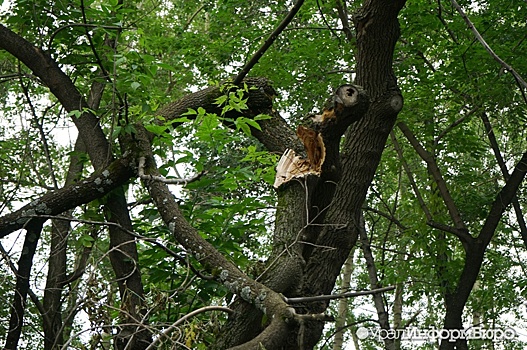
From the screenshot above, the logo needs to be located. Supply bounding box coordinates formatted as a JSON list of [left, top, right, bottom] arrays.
[[356, 327, 517, 342]]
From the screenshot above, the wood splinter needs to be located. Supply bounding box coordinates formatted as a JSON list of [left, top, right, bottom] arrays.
[[273, 125, 326, 188], [274, 84, 368, 189]]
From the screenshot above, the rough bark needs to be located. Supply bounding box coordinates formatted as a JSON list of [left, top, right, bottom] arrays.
[[0, 155, 136, 239], [43, 78, 105, 350], [216, 82, 371, 349], [135, 125, 297, 349], [158, 77, 302, 155], [299, 0, 406, 347], [0, 24, 110, 169]]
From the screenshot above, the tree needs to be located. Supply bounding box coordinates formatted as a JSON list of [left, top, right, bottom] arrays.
[[0, 0, 526, 349]]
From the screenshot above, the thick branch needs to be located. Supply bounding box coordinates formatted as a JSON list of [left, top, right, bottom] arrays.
[[157, 77, 301, 155], [5, 220, 44, 350], [441, 150, 527, 349], [0, 24, 111, 169], [135, 126, 292, 324], [274, 84, 369, 188], [397, 121, 467, 231], [0, 155, 136, 238], [478, 151, 527, 247], [299, 1, 406, 347], [481, 112, 527, 247], [0, 242, 47, 322]]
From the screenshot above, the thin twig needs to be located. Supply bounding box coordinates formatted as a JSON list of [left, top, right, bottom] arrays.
[[138, 157, 206, 185], [28, 214, 213, 280], [145, 306, 233, 350], [433, 105, 479, 146], [183, 4, 206, 31], [283, 285, 395, 303], [450, 0, 527, 91], [390, 131, 433, 221], [48, 23, 125, 49]]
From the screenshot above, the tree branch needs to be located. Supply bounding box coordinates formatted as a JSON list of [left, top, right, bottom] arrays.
[[284, 285, 396, 304], [397, 121, 467, 231], [135, 125, 292, 321], [0, 242, 47, 323], [137, 157, 206, 185], [0, 23, 111, 169], [233, 0, 305, 85], [481, 112, 527, 248], [157, 77, 302, 155], [0, 155, 136, 238], [426, 220, 473, 248], [5, 220, 44, 349], [335, 0, 353, 42], [145, 306, 233, 350], [357, 212, 394, 350], [390, 131, 433, 221], [450, 0, 527, 91]]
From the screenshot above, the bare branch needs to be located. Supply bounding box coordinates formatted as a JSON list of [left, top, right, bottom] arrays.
[[0, 242, 47, 322], [357, 212, 394, 350], [145, 306, 233, 350], [335, 0, 353, 42], [390, 131, 433, 221], [137, 157, 206, 185], [480, 112, 527, 248], [135, 125, 291, 319], [5, 220, 44, 349], [283, 285, 396, 304], [233, 0, 305, 85], [397, 121, 467, 231], [32, 214, 213, 281], [450, 0, 527, 91], [426, 220, 473, 248], [433, 105, 479, 146], [0, 154, 136, 238]]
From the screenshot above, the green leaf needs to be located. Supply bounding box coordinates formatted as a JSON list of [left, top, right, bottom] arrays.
[[66, 110, 83, 118], [79, 234, 95, 248]]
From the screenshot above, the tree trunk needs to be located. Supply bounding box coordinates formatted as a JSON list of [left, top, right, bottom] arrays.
[[216, 1, 406, 348]]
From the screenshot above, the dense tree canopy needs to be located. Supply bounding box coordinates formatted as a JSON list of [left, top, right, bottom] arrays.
[[0, 0, 527, 349]]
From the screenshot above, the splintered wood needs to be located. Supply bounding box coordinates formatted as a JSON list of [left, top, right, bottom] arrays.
[[273, 125, 326, 188]]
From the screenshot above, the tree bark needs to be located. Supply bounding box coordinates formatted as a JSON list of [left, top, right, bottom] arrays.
[[4, 220, 44, 350], [299, 0, 405, 347]]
